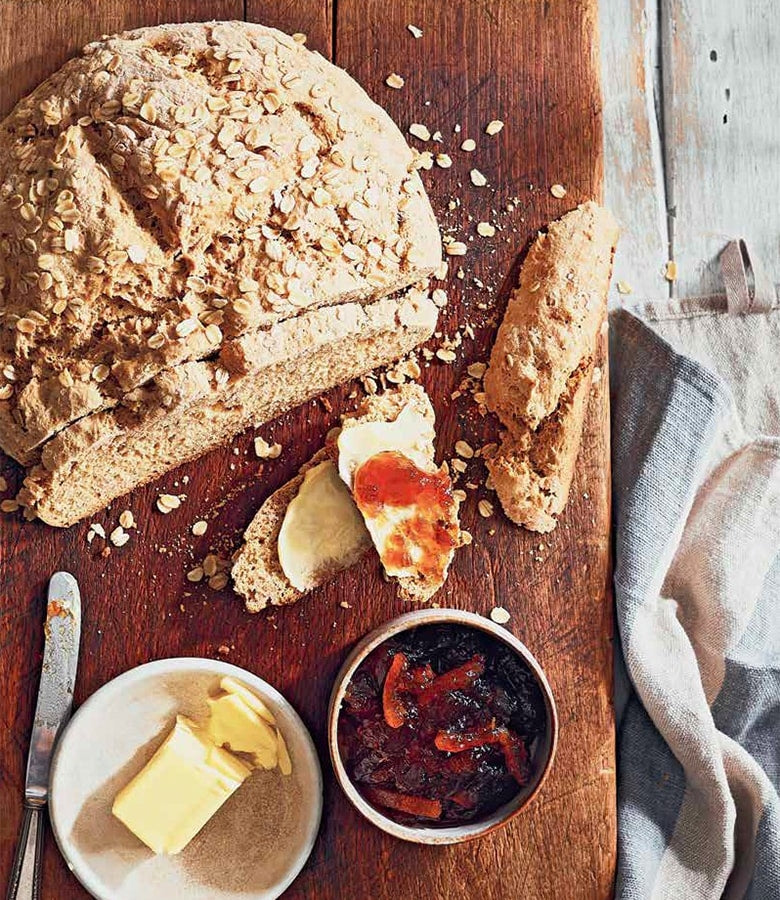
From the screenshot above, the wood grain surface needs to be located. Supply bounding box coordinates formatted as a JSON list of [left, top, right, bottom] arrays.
[[0, 2, 616, 898]]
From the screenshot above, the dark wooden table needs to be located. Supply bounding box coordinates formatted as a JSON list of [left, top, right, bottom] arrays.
[[0, 2, 615, 898]]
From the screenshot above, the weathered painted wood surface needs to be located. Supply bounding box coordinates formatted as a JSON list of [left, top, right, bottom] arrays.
[[601, 0, 780, 302], [0, 1, 615, 899]]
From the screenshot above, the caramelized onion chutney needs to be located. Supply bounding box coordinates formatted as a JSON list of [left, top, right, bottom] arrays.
[[337, 624, 548, 827]]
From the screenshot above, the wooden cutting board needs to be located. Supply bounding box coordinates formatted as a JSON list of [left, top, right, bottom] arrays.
[[0, 2, 615, 898]]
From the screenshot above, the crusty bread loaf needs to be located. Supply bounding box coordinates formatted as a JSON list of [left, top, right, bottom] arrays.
[[232, 383, 436, 612], [484, 202, 618, 532], [0, 22, 442, 523], [18, 290, 437, 526]]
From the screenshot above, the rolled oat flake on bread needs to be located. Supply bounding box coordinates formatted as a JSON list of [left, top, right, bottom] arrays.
[[0, 21, 441, 525], [484, 202, 618, 533]]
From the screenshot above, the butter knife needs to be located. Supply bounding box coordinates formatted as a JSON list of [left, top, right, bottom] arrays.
[[6, 573, 81, 900]]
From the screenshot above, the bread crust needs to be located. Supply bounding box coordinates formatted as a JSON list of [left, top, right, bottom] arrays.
[[484, 202, 618, 532], [0, 21, 440, 491], [231, 382, 437, 612], [17, 290, 437, 525]]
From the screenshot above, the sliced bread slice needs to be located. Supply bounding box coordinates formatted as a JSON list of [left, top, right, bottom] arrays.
[[232, 383, 436, 612], [17, 291, 437, 527], [483, 202, 617, 532]]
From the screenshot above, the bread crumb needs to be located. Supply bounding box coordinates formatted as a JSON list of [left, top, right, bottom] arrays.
[[490, 606, 511, 624], [477, 221, 496, 237], [407, 24, 423, 38], [254, 436, 282, 459], [664, 260, 678, 281], [340, 601, 351, 609], [616, 280, 633, 295]]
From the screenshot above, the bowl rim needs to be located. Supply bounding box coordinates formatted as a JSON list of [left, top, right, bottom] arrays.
[[49, 656, 323, 900], [327, 608, 559, 845]]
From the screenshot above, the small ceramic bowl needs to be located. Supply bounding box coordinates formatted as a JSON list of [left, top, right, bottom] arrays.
[[49, 658, 322, 900], [328, 608, 558, 844]]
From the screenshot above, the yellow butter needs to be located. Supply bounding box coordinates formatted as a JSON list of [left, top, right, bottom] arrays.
[[207, 692, 278, 770], [112, 715, 251, 855], [220, 676, 276, 725]]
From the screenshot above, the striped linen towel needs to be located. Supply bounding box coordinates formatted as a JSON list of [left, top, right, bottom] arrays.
[[610, 243, 780, 899]]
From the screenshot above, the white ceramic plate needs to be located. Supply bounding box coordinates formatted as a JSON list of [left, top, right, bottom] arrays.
[[49, 658, 322, 900]]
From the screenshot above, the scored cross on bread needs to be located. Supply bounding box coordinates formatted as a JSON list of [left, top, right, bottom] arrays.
[[0, 22, 441, 525]]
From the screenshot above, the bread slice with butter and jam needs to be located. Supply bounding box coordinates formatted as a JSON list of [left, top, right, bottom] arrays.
[[232, 383, 462, 611]]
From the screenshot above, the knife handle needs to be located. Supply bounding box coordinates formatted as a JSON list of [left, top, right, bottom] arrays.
[[5, 805, 44, 900]]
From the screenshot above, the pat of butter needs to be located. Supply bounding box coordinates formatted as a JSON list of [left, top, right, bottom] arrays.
[[207, 693, 279, 770], [278, 460, 370, 591], [112, 715, 251, 855], [337, 403, 433, 488]]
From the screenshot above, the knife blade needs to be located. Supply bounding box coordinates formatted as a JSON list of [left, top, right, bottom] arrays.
[[24, 572, 82, 805], [6, 572, 81, 900]]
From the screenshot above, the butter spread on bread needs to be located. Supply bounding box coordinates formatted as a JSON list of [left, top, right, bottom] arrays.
[[483, 202, 618, 532], [277, 460, 370, 591]]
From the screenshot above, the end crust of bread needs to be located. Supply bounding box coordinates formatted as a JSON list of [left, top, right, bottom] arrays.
[[484, 202, 618, 532], [232, 382, 440, 612], [18, 291, 437, 527]]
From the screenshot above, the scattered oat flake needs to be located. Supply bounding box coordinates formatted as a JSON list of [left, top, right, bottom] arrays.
[[436, 348, 457, 363], [490, 606, 511, 625], [340, 601, 352, 609], [470, 169, 487, 187], [467, 362, 487, 379], [616, 280, 633, 295], [292, 32, 307, 43], [485, 120, 504, 135], [461, 138, 476, 152], [386, 73, 405, 89], [477, 221, 496, 237], [0, 476, 7, 492], [187, 566, 204, 583], [407, 23, 423, 38], [409, 123, 431, 141], [192, 520, 208, 536], [209, 573, 229, 591], [435, 153, 452, 169], [1, 499, 19, 513], [110, 526, 130, 547], [119, 509, 135, 529], [157, 493, 181, 513], [478, 499, 494, 518], [664, 260, 678, 281], [445, 241, 467, 256], [550, 183, 567, 198], [455, 440, 475, 459]]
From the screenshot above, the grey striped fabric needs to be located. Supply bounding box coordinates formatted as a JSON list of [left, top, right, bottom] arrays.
[[610, 307, 780, 900]]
